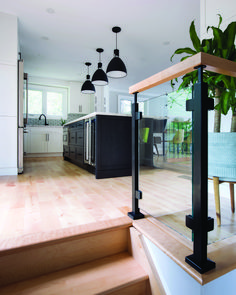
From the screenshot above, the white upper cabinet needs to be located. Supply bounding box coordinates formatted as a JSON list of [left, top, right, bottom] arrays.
[[0, 12, 18, 64], [69, 82, 94, 114]]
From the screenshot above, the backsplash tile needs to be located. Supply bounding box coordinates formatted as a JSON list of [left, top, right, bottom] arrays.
[[26, 113, 87, 126], [67, 113, 86, 122]]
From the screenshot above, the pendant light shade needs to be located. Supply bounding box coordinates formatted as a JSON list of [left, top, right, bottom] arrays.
[[81, 62, 95, 94], [106, 26, 127, 78], [92, 48, 108, 86]]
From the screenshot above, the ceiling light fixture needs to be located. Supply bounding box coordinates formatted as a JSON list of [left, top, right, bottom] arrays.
[[106, 26, 127, 78], [81, 62, 95, 94], [92, 48, 108, 86], [46, 8, 55, 14]]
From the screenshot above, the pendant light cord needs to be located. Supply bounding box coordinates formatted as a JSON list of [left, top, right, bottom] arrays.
[[116, 32, 118, 50]]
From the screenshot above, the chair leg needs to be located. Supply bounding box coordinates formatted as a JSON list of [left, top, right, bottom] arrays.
[[213, 177, 221, 226], [229, 183, 235, 213]]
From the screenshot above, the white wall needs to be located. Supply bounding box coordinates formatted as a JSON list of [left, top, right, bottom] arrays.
[[109, 91, 119, 113], [0, 12, 18, 175], [145, 95, 168, 118], [143, 236, 236, 295], [200, 0, 236, 38]]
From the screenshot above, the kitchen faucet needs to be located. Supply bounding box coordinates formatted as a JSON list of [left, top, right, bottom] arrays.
[[39, 114, 49, 125]]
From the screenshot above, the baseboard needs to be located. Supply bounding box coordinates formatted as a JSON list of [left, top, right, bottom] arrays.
[[0, 167, 18, 176], [24, 153, 63, 158]]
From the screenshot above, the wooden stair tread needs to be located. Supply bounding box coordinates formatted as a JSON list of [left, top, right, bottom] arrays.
[[0, 217, 132, 287], [0, 252, 149, 295]]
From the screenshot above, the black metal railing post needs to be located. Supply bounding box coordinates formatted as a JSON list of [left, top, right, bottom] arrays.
[[185, 65, 215, 273], [128, 92, 144, 220]]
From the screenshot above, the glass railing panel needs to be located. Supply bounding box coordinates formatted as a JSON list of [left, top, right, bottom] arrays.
[[138, 86, 193, 241], [208, 103, 236, 243], [136, 82, 235, 245]]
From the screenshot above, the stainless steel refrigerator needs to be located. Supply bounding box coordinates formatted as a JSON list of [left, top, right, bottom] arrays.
[[17, 59, 28, 174]]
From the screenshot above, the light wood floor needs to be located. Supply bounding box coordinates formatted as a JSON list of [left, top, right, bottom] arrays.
[[0, 157, 235, 250], [0, 157, 132, 242]]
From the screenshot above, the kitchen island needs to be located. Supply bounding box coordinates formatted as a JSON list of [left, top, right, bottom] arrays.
[[63, 112, 132, 179]]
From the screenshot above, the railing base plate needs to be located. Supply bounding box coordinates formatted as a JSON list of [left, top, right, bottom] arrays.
[[128, 211, 144, 220], [185, 254, 216, 274]]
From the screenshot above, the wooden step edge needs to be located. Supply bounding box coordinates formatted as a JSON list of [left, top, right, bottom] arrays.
[[0, 216, 132, 255], [0, 252, 149, 295], [99, 276, 149, 295], [128, 227, 165, 295], [0, 219, 132, 287]]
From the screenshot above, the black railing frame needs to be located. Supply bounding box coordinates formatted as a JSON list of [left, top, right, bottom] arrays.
[[128, 66, 217, 274], [185, 65, 216, 273], [128, 92, 145, 220]]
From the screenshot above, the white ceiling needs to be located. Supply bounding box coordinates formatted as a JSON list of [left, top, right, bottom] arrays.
[[0, 0, 200, 96]]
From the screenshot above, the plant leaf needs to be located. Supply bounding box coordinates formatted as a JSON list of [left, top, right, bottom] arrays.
[[217, 14, 223, 28], [170, 47, 196, 61], [221, 91, 231, 115], [224, 22, 236, 54], [201, 39, 213, 54], [180, 55, 191, 61], [210, 26, 224, 52], [215, 74, 230, 89], [214, 103, 221, 111], [189, 20, 201, 51]]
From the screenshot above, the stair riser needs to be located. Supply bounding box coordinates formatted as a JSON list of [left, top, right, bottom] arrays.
[[102, 280, 149, 295], [0, 227, 129, 287]]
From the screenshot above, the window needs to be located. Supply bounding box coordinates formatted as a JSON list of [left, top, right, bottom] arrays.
[[118, 96, 144, 115], [28, 84, 68, 119]]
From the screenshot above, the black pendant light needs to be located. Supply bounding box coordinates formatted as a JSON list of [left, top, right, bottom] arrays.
[[81, 62, 95, 94], [106, 26, 127, 78], [92, 48, 108, 86]]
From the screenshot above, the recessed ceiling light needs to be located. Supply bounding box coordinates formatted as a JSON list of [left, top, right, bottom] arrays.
[[46, 8, 55, 14]]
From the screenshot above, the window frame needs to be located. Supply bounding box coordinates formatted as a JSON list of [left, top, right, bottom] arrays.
[[28, 83, 68, 119], [118, 95, 144, 115]]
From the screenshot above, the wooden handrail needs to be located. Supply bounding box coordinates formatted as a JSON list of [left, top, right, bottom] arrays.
[[129, 52, 236, 94]]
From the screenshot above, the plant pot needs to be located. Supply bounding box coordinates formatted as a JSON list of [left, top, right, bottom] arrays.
[[208, 132, 236, 181]]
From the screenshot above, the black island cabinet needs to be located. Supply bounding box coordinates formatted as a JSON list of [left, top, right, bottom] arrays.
[[63, 113, 132, 179]]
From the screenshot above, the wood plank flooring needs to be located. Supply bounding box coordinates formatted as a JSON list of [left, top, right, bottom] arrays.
[[0, 157, 132, 242], [0, 157, 235, 251]]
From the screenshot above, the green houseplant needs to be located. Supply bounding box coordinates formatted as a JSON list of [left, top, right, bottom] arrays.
[[170, 14, 236, 132]]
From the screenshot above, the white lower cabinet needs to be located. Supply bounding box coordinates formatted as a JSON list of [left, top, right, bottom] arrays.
[[47, 129, 63, 153], [24, 127, 63, 154]]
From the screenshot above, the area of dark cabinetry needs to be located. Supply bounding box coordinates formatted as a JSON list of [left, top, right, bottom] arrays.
[[64, 115, 132, 179], [95, 115, 132, 178], [63, 145, 69, 158], [64, 121, 84, 168]]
